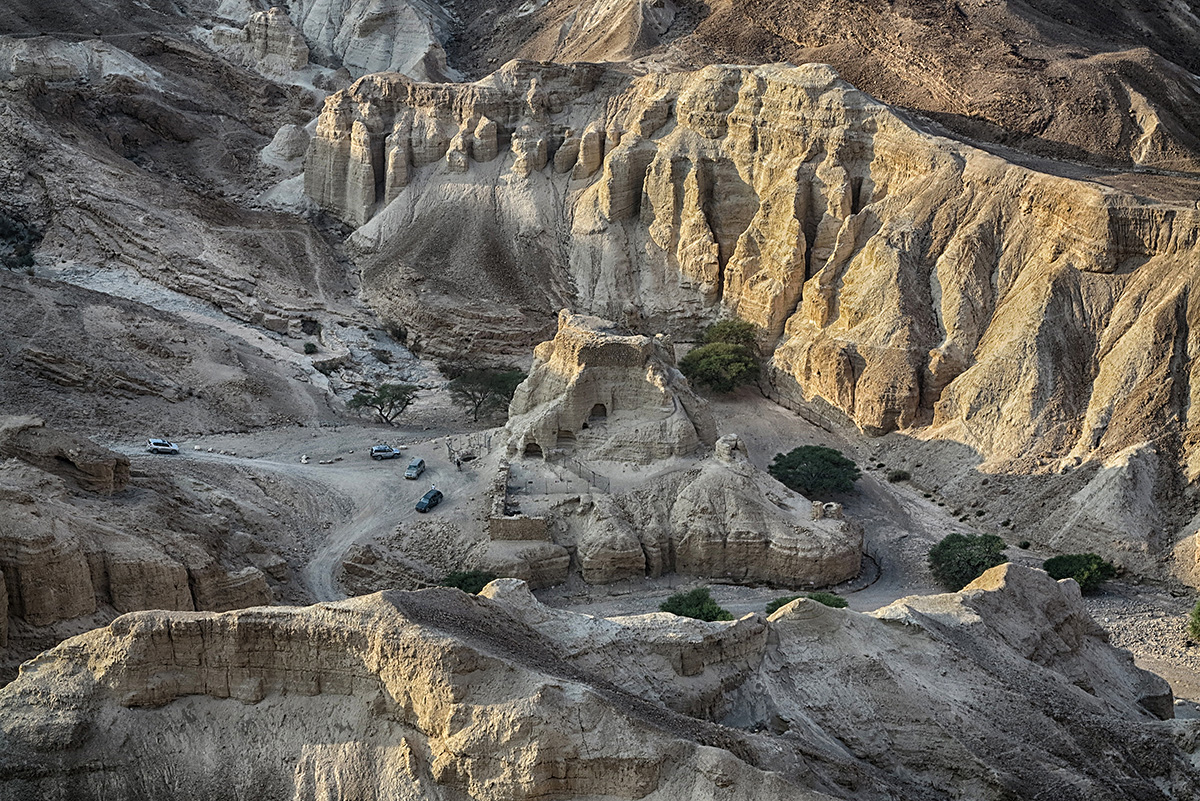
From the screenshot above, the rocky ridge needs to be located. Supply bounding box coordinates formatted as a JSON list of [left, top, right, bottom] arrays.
[[0, 565, 1194, 800]]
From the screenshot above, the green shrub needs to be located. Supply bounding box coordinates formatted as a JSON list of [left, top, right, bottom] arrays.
[[679, 342, 759, 393], [1018, 539, 1031, 549], [440, 570, 497, 594], [303, 342, 318, 355], [1189, 600, 1200, 641], [806, 591, 848, 608], [769, 445, 861, 498], [765, 595, 802, 615], [1042, 553, 1117, 593], [928, 533, 1008, 591], [702, 319, 757, 348], [660, 587, 733, 622], [886, 469, 910, 482]]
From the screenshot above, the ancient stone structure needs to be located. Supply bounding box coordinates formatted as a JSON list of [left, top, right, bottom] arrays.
[[505, 310, 716, 463]]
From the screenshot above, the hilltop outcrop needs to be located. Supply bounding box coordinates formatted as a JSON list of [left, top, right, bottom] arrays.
[[1, 565, 1193, 800], [575, 435, 861, 586], [505, 309, 715, 461]]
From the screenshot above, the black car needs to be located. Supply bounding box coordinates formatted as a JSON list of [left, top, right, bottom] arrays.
[[416, 489, 443, 512]]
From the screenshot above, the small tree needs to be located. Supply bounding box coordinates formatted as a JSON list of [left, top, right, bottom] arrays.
[[347, 383, 419, 425], [928, 533, 1008, 591], [1043, 553, 1117, 594], [679, 343, 760, 393], [441, 570, 498, 594], [1189, 600, 1200, 641], [447, 368, 526, 421], [769, 445, 861, 498], [659, 587, 733, 621]]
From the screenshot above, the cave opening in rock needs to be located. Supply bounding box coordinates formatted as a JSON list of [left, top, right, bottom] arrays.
[[524, 442, 543, 457], [590, 403, 607, 420]]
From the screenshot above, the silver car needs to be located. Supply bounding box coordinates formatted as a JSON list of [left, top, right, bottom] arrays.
[[404, 458, 426, 479], [146, 438, 179, 455]]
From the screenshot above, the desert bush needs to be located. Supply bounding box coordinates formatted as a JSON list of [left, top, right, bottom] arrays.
[[679, 342, 759, 393], [440, 570, 497, 594], [765, 595, 802, 614], [1042, 553, 1117, 593], [769, 445, 861, 498], [1017, 539, 1030, 549], [660, 587, 733, 622], [928, 533, 1008, 591], [303, 342, 318, 355], [702, 319, 757, 348], [886, 469, 911, 482], [678, 319, 762, 393], [1189, 600, 1200, 641], [806, 591, 848, 608]]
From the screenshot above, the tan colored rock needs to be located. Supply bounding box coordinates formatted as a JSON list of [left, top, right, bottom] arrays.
[[505, 310, 716, 462], [0, 492, 96, 626], [286, 0, 456, 81], [510, 125, 548, 178], [580, 452, 861, 587], [478, 541, 569, 589], [103, 544, 193, 615], [0, 416, 129, 493], [472, 116, 499, 163], [187, 561, 271, 612], [0, 568, 1191, 800]]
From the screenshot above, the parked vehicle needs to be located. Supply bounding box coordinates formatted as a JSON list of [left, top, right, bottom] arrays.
[[416, 488, 443, 512], [146, 438, 179, 455], [371, 444, 403, 460], [404, 457, 426, 479]]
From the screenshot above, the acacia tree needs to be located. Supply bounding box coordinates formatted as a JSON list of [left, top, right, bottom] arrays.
[[447, 368, 525, 421], [347, 383, 419, 425], [768, 445, 861, 498]]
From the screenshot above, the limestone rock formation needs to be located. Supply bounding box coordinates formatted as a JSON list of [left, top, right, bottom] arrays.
[[1, 566, 1194, 800], [505, 310, 716, 462], [0, 419, 301, 673], [575, 438, 861, 586], [305, 60, 1200, 495], [210, 7, 310, 77], [0, 416, 129, 493], [286, 0, 456, 81]]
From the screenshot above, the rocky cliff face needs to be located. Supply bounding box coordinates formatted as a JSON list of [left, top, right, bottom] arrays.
[[0, 566, 1193, 800], [306, 61, 1200, 483], [0, 419, 304, 677], [505, 309, 716, 461]]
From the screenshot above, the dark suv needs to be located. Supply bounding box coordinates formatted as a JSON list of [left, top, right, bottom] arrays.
[[415, 489, 443, 512]]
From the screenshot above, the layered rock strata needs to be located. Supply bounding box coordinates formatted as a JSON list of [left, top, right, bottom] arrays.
[[504, 309, 716, 462], [576, 433, 861, 586], [0, 566, 1193, 800], [0, 419, 288, 659], [305, 61, 1200, 486]]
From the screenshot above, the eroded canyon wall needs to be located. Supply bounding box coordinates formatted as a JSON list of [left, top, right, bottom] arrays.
[[305, 61, 1200, 485]]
